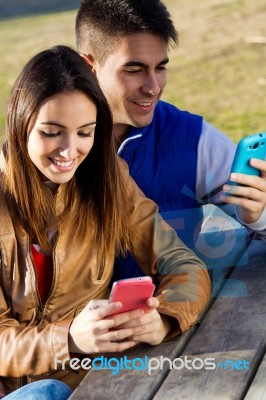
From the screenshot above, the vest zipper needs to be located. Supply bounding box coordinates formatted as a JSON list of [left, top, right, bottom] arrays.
[[117, 134, 142, 155]]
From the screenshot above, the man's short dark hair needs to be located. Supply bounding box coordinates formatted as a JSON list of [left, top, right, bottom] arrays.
[[76, 0, 178, 65]]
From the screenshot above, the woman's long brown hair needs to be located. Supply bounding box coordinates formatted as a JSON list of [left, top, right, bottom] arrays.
[[3, 45, 136, 258]]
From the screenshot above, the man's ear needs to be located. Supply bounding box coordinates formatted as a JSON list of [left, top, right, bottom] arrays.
[[80, 53, 97, 75]]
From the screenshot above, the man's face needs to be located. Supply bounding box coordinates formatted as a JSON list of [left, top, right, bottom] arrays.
[[92, 33, 168, 135]]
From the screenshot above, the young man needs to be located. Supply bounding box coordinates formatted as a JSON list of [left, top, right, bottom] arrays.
[[76, 0, 266, 278]]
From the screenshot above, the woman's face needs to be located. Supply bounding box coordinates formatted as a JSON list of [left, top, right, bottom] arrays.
[[27, 90, 97, 184]]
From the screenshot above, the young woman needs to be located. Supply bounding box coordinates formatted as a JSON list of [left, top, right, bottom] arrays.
[[0, 45, 211, 396]]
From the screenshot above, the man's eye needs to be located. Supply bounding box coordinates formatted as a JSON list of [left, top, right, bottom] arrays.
[[126, 69, 141, 74], [41, 131, 60, 137]]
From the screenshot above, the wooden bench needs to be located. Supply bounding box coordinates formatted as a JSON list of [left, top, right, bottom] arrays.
[[69, 207, 265, 400]]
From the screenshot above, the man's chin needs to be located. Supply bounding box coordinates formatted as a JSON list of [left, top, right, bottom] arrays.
[[131, 114, 154, 128]]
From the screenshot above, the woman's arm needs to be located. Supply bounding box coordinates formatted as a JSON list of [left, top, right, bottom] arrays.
[[122, 165, 211, 338]]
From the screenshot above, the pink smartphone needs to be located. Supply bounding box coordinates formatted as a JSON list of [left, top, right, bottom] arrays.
[[109, 276, 155, 315]]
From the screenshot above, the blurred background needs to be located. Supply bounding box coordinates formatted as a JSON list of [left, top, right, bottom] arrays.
[[0, 0, 266, 143], [0, 0, 80, 19]]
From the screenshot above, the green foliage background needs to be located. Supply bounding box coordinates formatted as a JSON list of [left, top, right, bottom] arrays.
[[0, 0, 266, 143]]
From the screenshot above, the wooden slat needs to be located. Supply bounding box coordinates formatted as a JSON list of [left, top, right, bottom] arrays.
[[194, 204, 249, 296], [69, 330, 195, 400], [153, 240, 266, 400], [245, 352, 266, 400]]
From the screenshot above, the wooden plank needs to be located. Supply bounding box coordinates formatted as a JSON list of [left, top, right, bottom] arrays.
[[153, 240, 266, 400], [245, 352, 266, 400], [69, 330, 195, 400], [194, 204, 249, 296], [153, 350, 256, 400]]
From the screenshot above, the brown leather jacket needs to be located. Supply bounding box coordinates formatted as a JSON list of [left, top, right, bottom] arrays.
[[0, 165, 211, 392]]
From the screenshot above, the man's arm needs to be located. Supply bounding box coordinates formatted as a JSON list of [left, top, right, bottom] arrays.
[[196, 120, 236, 204], [196, 121, 266, 234]]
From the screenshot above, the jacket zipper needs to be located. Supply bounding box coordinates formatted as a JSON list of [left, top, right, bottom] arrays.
[[34, 240, 58, 323], [28, 249, 44, 323], [36, 304, 45, 322]]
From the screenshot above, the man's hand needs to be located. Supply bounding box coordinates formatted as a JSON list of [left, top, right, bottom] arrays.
[[222, 158, 266, 224]]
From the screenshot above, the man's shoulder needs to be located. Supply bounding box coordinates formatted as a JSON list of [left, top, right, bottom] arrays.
[[155, 100, 203, 120], [149, 101, 203, 140]]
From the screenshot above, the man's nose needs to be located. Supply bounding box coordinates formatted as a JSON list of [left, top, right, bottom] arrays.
[[141, 73, 161, 96]]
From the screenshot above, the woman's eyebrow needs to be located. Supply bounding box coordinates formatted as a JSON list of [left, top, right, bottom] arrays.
[[40, 121, 97, 129]]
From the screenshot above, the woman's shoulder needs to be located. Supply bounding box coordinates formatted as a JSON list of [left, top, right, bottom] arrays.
[[117, 155, 129, 172]]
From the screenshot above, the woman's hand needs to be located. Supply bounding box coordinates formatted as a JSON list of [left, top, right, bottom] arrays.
[[68, 299, 145, 354], [115, 297, 173, 345], [222, 158, 266, 224]]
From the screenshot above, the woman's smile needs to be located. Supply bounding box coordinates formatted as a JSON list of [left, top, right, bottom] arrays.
[[49, 157, 75, 170]]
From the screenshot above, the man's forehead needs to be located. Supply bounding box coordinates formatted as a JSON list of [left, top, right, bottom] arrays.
[[108, 33, 168, 65]]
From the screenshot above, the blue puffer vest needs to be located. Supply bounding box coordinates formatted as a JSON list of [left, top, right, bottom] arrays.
[[113, 101, 203, 281]]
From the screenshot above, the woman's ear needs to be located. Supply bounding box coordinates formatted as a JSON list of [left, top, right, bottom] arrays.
[[80, 54, 97, 75]]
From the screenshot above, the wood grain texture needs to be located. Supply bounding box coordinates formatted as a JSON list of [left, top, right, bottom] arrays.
[[69, 333, 194, 400], [245, 352, 266, 400], [153, 240, 266, 400]]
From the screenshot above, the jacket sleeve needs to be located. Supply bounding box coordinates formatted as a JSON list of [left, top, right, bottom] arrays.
[[123, 164, 211, 335], [0, 288, 72, 377]]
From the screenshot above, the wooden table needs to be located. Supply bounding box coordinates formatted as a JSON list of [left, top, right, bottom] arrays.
[[69, 208, 266, 400]]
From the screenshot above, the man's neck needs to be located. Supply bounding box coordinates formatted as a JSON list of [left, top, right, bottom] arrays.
[[112, 123, 131, 150]]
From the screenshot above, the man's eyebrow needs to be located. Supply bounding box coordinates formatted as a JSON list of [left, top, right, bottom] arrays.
[[40, 121, 97, 129], [122, 58, 169, 68]]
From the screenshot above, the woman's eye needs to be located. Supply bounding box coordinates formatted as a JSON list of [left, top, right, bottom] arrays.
[[41, 131, 60, 137], [78, 131, 93, 137]]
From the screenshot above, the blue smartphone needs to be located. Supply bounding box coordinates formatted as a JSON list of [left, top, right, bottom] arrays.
[[229, 132, 266, 184]]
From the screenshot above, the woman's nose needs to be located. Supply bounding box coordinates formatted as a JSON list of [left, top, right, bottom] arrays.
[[58, 136, 78, 159]]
